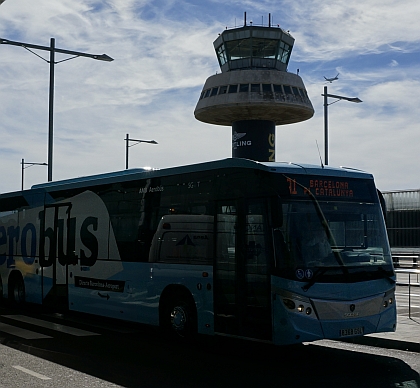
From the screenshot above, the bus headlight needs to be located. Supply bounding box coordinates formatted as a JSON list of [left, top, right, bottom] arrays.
[[283, 299, 296, 310], [380, 289, 395, 312], [384, 297, 393, 308], [278, 290, 317, 319]]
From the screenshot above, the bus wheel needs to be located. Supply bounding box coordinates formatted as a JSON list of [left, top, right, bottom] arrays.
[[9, 274, 25, 306], [163, 297, 197, 338]]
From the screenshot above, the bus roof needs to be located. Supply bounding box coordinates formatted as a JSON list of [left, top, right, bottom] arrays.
[[3, 158, 373, 198]]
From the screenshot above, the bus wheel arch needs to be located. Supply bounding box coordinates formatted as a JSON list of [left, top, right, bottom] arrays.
[[159, 285, 197, 337], [8, 271, 25, 305]]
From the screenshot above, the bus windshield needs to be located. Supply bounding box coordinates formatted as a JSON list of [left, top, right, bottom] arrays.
[[273, 200, 394, 283]]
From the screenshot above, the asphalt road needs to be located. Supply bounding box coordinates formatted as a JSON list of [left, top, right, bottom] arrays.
[[0, 304, 420, 388]]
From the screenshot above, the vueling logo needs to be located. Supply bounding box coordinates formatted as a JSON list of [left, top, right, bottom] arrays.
[[232, 131, 251, 149]]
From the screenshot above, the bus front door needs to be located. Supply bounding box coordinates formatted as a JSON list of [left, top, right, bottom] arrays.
[[214, 199, 272, 340], [40, 203, 73, 309]]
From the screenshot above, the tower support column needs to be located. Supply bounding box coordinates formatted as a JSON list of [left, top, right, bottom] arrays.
[[232, 120, 275, 162]]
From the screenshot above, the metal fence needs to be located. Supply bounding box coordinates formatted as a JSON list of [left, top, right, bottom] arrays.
[[395, 268, 420, 318], [393, 253, 419, 268]]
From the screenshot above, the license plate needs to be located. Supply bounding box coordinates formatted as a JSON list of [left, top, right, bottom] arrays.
[[340, 327, 364, 337]]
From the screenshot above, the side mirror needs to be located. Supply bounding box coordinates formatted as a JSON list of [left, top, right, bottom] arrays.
[[377, 189, 387, 222]]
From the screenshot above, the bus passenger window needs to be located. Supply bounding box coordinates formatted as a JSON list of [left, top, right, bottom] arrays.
[[149, 214, 214, 264]]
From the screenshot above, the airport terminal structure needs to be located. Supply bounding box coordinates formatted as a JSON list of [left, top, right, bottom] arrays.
[[194, 13, 314, 162]]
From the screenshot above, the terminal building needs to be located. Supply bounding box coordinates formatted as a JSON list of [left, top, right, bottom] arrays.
[[383, 189, 420, 267], [383, 190, 420, 249], [194, 13, 314, 162]]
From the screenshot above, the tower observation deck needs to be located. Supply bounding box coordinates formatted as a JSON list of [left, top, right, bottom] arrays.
[[194, 13, 314, 162]]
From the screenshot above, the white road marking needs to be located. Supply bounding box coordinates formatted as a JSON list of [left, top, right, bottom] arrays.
[[0, 323, 52, 339], [3, 315, 100, 336], [12, 365, 51, 380]]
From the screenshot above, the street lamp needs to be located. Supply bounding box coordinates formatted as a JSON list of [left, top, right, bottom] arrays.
[[322, 86, 362, 166], [21, 158, 48, 191], [125, 134, 158, 169], [0, 37, 113, 182]]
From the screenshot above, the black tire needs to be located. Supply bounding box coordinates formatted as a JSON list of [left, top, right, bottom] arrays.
[[9, 275, 25, 306], [162, 296, 197, 338]]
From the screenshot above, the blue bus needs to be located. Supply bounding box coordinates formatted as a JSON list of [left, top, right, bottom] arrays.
[[0, 158, 396, 345]]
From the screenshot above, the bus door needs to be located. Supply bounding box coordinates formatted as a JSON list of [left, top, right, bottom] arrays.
[[214, 199, 272, 340], [40, 202, 73, 308]]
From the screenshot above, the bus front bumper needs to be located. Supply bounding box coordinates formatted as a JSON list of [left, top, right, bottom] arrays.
[[272, 289, 396, 346]]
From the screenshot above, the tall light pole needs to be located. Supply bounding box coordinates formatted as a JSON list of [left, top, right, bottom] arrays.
[[322, 86, 362, 165], [0, 37, 113, 182], [125, 134, 158, 169], [21, 159, 48, 191]]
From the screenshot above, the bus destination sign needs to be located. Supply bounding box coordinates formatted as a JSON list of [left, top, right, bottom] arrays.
[[285, 175, 375, 202]]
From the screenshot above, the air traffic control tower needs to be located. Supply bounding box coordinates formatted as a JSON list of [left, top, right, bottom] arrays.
[[194, 14, 314, 162]]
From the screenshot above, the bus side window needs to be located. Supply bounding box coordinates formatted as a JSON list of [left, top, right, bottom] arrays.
[[149, 214, 214, 264]]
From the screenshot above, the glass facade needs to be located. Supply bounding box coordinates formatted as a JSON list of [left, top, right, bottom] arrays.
[[214, 26, 294, 71], [278, 41, 291, 64], [217, 38, 292, 70], [383, 190, 420, 248], [216, 44, 228, 66], [199, 83, 310, 104]]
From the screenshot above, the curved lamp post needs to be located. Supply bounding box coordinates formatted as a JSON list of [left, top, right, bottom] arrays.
[[322, 86, 362, 166], [0, 37, 113, 181], [125, 134, 158, 169], [21, 159, 48, 191]]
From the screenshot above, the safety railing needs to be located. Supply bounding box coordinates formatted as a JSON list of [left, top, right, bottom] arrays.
[[393, 254, 419, 268], [395, 268, 420, 318]]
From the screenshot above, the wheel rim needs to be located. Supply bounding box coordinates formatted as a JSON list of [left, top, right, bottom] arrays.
[[170, 305, 187, 331]]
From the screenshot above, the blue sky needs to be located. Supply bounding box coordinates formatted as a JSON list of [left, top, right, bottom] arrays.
[[0, 0, 419, 192]]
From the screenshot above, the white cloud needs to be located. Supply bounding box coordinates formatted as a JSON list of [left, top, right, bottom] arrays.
[[0, 0, 419, 192], [273, 0, 420, 61]]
